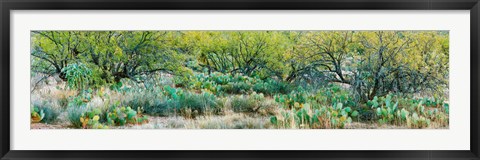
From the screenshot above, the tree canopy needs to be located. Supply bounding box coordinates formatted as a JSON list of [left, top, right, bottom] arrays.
[[31, 30, 449, 101]]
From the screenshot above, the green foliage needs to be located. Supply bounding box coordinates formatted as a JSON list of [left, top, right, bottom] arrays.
[[30, 105, 45, 123], [252, 78, 293, 95], [174, 71, 293, 97], [443, 103, 449, 114], [32, 31, 189, 86], [174, 75, 190, 88], [410, 112, 431, 128], [67, 105, 88, 128], [31, 30, 450, 129], [367, 96, 380, 108], [106, 106, 149, 126], [374, 94, 399, 124], [400, 108, 409, 120], [353, 31, 448, 101], [122, 86, 174, 116], [231, 93, 274, 115], [109, 81, 123, 91], [274, 90, 309, 110], [225, 82, 251, 94], [32, 31, 448, 100], [32, 103, 59, 124], [365, 94, 449, 128], [351, 110, 359, 118], [122, 85, 223, 118], [231, 95, 258, 112], [67, 101, 149, 128], [314, 84, 356, 108], [62, 63, 92, 90], [79, 107, 108, 129], [66, 89, 94, 111], [270, 102, 353, 129], [176, 91, 222, 118]]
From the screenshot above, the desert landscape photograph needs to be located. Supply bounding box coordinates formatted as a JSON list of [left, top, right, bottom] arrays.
[[30, 30, 449, 129]]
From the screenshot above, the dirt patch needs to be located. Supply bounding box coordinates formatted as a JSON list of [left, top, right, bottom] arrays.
[[30, 122, 73, 129]]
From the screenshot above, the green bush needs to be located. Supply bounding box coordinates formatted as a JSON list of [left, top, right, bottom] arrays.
[[253, 79, 293, 95], [123, 87, 174, 116], [67, 106, 88, 128], [373, 94, 399, 124], [61, 63, 93, 90], [31, 101, 60, 124], [183, 72, 294, 96], [79, 107, 108, 129], [274, 90, 309, 109], [36, 104, 60, 124], [173, 75, 190, 88], [210, 72, 230, 85], [177, 91, 221, 118], [106, 106, 149, 126], [231, 93, 276, 115], [270, 102, 353, 129], [232, 82, 251, 94], [142, 98, 177, 116], [365, 94, 449, 128], [231, 95, 258, 112], [122, 86, 223, 118]]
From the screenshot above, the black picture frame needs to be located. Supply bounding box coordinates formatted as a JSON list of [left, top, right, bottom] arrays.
[[1, 0, 479, 160]]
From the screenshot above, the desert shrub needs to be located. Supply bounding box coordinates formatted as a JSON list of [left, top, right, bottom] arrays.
[[79, 107, 108, 129], [252, 83, 266, 94], [173, 75, 190, 88], [36, 104, 60, 124], [233, 82, 251, 93], [86, 96, 112, 118], [230, 93, 276, 115], [184, 72, 294, 96], [143, 98, 177, 116], [409, 112, 430, 128], [209, 72, 230, 85], [67, 105, 88, 128], [231, 95, 258, 112], [220, 82, 251, 94], [65, 96, 87, 128], [123, 87, 174, 116], [62, 63, 93, 91], [109, 81, 123, 91], [219, 84, 233, 94], [122, 85, 223, 118], [274, 90, 309, 110], [57, 95, 69, 109], [30, 99, 60, 124], [253, 79, 293, 95], [106, 106, 149, 126], [314, 84, 356, 108], [254, 99, 278, 116], [177, 91, 222, 118], [270, 102, 353, 129], [67, 95, 88, 109], [50, 87, 77, 109]]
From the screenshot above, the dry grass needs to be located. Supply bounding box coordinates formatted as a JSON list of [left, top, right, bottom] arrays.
[[166, 113, 271, 129]]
